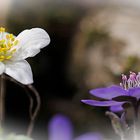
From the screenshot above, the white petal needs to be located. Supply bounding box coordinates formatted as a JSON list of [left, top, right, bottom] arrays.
[[5, 60, 33, 85], [13, 28, 50, 60], [0, 62, 5, 75]]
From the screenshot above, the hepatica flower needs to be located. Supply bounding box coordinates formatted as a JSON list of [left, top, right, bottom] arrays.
[[48, 114, 103, 140], [82, 72, 140, 113], [0, 27, 50, 84]]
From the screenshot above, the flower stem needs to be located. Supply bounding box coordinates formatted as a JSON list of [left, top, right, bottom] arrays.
[[26, 85, 41, 137], [5, 75, 41, 136], [0, 74, 5, 128]]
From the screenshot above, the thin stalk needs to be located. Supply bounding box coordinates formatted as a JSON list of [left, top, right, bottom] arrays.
[[5, 75, 41, 137], [26, 85, 41, 136], [0, 74, 5, 128]]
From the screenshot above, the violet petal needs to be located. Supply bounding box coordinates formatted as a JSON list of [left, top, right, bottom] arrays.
[[48, 114, 73, 140], [128, 87, 140, 100], [110, 105, 124, 112], [90, 85, 127, 100], [75, 133, 103, 140], [81, 100, 124, 107]]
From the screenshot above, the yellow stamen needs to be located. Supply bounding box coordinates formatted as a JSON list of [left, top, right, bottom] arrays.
[[11, 38, 15, 42], [0, 27, 19, 62], [0, 56, 4, 59], [6, 34, 9, 39], [11, 49, 16, 54], [0, 27, 5, 32], [6, 56, 12, 60], [14, 40, 18, 46]]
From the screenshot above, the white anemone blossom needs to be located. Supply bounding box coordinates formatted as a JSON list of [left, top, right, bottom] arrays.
[[0, 27, 50, 85]]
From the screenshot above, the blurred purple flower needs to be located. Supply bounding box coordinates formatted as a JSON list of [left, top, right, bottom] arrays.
[[48, 114, 103, 140], [81, 72, 140, 112]]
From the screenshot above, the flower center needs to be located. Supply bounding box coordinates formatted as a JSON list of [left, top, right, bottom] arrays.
[[0, 27, 18, 62], [120, 71, 140, 90]]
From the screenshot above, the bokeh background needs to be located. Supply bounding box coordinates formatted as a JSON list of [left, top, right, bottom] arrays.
[[1, 0, 140, 139]]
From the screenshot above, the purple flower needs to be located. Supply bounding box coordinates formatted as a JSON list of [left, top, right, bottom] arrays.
[[48, 114, 103, 140], [81, 72, 140, 112]]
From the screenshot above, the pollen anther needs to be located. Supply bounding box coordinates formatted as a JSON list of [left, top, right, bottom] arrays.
[[0, 27, 19, 62]]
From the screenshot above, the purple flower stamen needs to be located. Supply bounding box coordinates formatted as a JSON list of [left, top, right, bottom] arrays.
[[120, 72, 140, 90], [120, 74, 127, 90]]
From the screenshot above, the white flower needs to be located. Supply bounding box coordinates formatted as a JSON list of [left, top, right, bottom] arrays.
[[0, 27, 50, 85]]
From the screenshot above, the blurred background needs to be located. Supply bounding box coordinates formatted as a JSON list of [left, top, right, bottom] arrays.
[[1, 0, 140, 139]]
